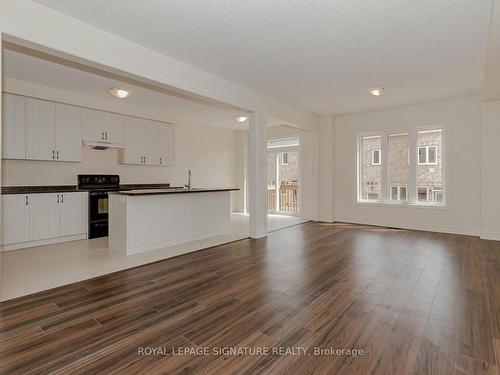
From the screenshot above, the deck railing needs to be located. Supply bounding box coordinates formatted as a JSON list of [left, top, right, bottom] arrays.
[[267, 184, 298, 212]]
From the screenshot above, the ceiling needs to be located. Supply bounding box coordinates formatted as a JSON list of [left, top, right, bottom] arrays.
[[2, 48, 252, 130], [34, 0, 491, 115]]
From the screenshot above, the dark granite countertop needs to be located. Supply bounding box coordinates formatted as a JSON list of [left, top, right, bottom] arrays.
[[1, 185, 79, 194], [110, 188, 239, 196], [1, 183, 173, 195]]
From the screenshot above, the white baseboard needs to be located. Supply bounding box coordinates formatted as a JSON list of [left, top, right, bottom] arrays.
[[122, 228, 231, 256], [2, 233, 88, 251], [334, 216, 479, 237], [480, 231, 500, 241]]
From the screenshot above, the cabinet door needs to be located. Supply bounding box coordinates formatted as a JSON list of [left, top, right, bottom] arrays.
[[156, 124, 174, 166], [26, 98, 56, 161], [82, 108, 104, 142], [2, 93, 26, 159], [103, 112, 124, 144], [29, 193, 60, 241], [121, 116, 144, 164], [60, 192, 87, 236], [156, 125, 175, 166], [55, 103, 82, 162], [143, 119, 160, 165], [1, 194, 29, 245]]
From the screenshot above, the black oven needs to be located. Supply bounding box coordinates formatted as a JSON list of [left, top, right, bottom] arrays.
[[78, 175, 120, 239], [89, 191, 110, 238]]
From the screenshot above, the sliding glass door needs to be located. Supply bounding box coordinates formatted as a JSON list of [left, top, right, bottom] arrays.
[[267, 138, 300, 214]]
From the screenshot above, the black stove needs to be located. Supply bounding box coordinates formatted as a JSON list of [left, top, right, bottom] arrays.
[[78, 175, 120, 239]]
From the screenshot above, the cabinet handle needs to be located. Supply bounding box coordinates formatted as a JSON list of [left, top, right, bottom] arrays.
[[57, 194, 60, 203], [57, 150, 59, 160], [61, 194, 64, 203], [52, 150, 55, 159], [106, 132, 108, 140], [101, 131, 104, 140], [160, 157, 162, 164], [25, 195, 28, 205]]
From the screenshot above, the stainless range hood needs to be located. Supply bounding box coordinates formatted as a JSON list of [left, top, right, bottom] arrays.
[[82, 140, 126, 150]]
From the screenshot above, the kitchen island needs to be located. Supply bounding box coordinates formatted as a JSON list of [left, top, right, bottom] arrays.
[[108, 188, 238, 255]]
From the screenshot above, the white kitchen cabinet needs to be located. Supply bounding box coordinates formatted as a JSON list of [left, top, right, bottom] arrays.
[[143, 119, 160, 165], [59, 192, 87, 236], [120, 118, 175, 166], [29, 193, 60, 241], [2, 93, 26, 159], [120, 116, 146, 165], [82, 108, 124, 144], [1, 194, 30, 245], [2, 192, 88, 250], [26, 97, 56, 161], [158, 124, 175, 166], [55, 103, 82, 162]]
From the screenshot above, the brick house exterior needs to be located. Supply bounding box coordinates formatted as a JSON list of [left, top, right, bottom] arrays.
[[361, 130, 443, 202], [267, 151, 299, 186]]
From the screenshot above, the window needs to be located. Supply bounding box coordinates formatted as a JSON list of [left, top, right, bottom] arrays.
[[418, 146, 437, 165], [281, 152, 288, 165], [358, 128, 444, 205], [388, 133, 410, 201], [433, 189, 443, 203], [418, 187, 428, 202], [372, 149, 381, 165], [391, 186, 407, 201], [360, 136, 382, 200]]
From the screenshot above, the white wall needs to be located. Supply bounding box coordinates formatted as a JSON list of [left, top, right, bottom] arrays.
[[481, 100, 500, 240], [1, 80, 242, 210], [334, 95, 481, 236]]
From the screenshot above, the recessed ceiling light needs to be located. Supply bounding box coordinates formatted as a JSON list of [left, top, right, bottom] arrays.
[[108, 88, 131, 99], [369, 88, 385, 97], [233, 115, 248, 123]]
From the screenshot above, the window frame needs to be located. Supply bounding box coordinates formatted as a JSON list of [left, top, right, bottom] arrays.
[[281, 152, 288, 165], [390, 186, 407, 201], [357, 127, 446, 207], [371, 149, 381, 165], [417, 145, 438, 165]]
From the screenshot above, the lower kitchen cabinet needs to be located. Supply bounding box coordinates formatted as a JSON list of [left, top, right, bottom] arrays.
[[60, 192, 87, 236], [1, 194, 30, 245], [1, 192, 88, 250], [29, 193, 60, 241]]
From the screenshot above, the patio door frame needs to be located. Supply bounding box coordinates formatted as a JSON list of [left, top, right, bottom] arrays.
[[267, 142, 300, 216]]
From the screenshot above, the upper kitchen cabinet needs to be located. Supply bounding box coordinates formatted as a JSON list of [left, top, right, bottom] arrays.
[[3, 94, 82, 162], [26, 97, 56, 161], [119, 117, 175, 166], [157, 124, 175, 166], [2, 93, 26, 159], [120, 116, 148, 165], [82, 108, 124, 144], [55, 103, 82, 162]]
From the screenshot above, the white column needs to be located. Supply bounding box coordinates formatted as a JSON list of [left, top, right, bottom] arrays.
[[248, 111, 268, 238], [318, 116, 334, 222]]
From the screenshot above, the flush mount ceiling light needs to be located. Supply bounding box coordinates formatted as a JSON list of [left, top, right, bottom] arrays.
[[233, 115, 249, 123], [108, 88, 131, 99], [369, 88, 385, 97]]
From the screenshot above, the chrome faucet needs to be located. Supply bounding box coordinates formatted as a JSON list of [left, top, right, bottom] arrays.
[[184, 169, 191, 190]]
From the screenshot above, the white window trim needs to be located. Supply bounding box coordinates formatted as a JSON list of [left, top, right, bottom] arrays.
[[371, 149, 381, 165], [390, 186, 407, 201], [357, 127, 446, 207], [417, 186, 429, 202], [281, 152, 288, 165], [418, 145, 438, 165]]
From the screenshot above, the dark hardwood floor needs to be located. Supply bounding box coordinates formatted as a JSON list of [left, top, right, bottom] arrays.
[[1, 222, 499, 374]]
